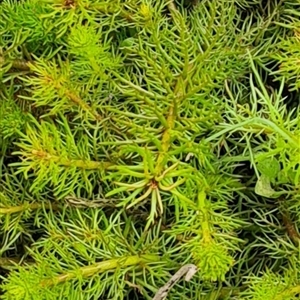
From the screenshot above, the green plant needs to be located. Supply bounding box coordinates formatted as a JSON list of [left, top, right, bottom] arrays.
[[1, 0, 300, 299]]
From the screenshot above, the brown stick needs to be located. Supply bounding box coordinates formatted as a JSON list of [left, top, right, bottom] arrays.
[[282, 212, 300, 245], [152, 264, 198, 300]]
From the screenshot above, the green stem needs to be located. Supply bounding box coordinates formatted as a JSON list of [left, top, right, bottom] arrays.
[[0, 201, 60, 215], [40, 254, 159, 287], [0, 257, 35, 270], [168, 1, 178, 14], [198, 190, 212, 243], [40, 73, 101, 121], [4, 57, 102, 120], [154, 104, 175, 176], [30, 150, 113, 170], [274, 285, 300, 300], [0, 56, 30, 71], [64, 90, 102, 121]]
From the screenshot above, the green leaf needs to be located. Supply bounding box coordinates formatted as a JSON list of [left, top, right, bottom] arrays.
[[255, 174, 278, 199], [257, 157, 280, 180]]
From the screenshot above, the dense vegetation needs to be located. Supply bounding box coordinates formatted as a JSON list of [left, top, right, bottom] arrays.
[[0, 0, 300, 299]]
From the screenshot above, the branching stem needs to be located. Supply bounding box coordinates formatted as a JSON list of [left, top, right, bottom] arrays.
[[0, 201, 60, 214], [40, 255, 159, 287], [30, 150, 113, 170], [0, 56, 30, 71], [274, 285, 300, 300]]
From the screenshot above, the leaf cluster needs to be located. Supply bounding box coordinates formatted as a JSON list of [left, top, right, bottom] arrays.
[[1, 0, 300, 300]]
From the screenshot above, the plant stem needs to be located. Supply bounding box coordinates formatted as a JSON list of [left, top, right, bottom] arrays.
[[0, 56, 30, 71], [274, 285, 300, 300], [0, 257, 35, 270], [1, 56, 101, 120], [154, 104, 175, 176], [167, 0, 178, 15], [40, 254, 159, 287], [64, 90, 102, 121], [282, 212, 300, 245], [0, 201, 60, 215], [41, 72, 102, 121], [30, 150, 113, 170], [198, 190, 212, 243]]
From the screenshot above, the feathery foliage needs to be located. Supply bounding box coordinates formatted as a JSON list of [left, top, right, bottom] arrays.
[[1, 0, 300, 299]]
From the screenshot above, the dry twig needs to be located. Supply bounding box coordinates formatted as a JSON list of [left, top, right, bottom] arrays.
[[152, 264, 198, 300]]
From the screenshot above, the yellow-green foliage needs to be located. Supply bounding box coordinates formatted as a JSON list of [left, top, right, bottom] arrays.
[[0, 1, 300, 299]]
